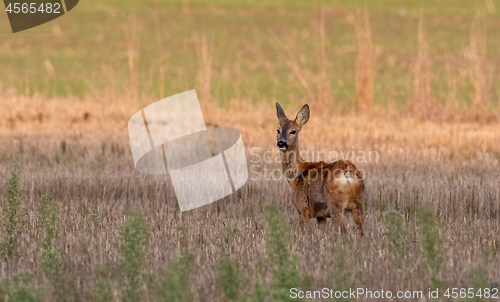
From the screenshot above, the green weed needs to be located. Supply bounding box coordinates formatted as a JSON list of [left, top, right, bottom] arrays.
[[37, 194, 63, 279], [383, 210, 408, 268], [328, 240, 355, 301], [0, 272, 44, 302], [416, 208, 443, 288], [262, 201, 302, 302], [2, 166, 26, 259], [157, 250, 194, 302], [217, 225, 245, 301], [119, 213, 150, 302]]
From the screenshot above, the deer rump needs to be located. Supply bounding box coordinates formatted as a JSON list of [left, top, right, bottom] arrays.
[[293, 159, 365, 219]]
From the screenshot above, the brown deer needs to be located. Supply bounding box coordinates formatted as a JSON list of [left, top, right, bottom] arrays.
[[276, 103, 365, 236]]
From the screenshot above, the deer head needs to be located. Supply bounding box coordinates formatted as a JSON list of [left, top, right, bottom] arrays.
[[276, 102, 309, 151]]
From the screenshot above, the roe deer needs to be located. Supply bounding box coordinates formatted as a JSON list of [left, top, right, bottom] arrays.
[[276, 103, 365, 236]]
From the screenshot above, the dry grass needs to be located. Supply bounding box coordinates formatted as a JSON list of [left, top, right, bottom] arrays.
[[313, 8, 333, 105], [196, 34, 214, 104], [465, 10, 494, 113], [353, 7, 374, 113], [1, 1, 500, 300], [412, 10, 432, 113], [0, 98, 499, 300]]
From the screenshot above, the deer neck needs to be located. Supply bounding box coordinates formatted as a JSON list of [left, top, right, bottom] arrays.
[[280, 142, 303, 186]]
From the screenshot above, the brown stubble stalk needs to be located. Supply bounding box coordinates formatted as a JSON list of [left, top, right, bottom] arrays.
[[412, 9, 432, 114], [195, 33, 214, 105], [313, 7, 332, 105], [353, 7, 374, 114]]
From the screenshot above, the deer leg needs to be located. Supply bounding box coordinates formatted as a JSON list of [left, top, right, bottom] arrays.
[[330, 206, 347, 234], [299, 207, 311, 231], [352, 204, 364, 237], [317, 217, 327, 231]]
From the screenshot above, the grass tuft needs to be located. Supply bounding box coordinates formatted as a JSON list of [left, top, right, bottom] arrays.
[[2, 166, 25, 259], [120, 212, 150, 302]]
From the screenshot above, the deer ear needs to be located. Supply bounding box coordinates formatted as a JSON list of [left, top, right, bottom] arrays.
[[295, 104, 310, 127], [276, 102, 287, 121]]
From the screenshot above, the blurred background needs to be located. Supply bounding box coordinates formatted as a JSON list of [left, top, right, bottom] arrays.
[[0, 0, 499, 117]]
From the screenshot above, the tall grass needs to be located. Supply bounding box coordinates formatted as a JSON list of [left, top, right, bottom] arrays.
[[412, 10, 432, 113], [416, 208, 443, 288], [0, 273, 44, 302], [125, 13, 140, 102], [273, 33, 316, 104], [328, 240, 355, 301], [37, 194, 62, 279], [2, 166, 25, 259], [353, 7, 374, 113], [217, 226, 245, 301], [262, 201, 302, 302], [313, 8, 333, 105], [466, 11, 487, 112], [157, 250, 194, 302], [383, 210, 408, 269], [120, 212, 150, 302], [196, 34, 214, 104]]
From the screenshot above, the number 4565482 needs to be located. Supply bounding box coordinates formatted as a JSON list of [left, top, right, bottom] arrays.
[[5, 3, 61, 14], [444, 288, 499, 299]]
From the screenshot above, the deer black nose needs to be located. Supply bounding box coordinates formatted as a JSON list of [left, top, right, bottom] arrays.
[[277, 141, 287, 149]]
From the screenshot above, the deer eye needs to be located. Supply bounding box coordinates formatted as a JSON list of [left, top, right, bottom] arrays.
[[277, 129, 280, 134], [290, 130, 296, 134]]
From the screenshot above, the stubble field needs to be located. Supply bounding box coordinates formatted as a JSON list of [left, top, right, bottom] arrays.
[[0, 0, 500, 301]]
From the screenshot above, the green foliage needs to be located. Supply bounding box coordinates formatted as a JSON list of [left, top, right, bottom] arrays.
[[2, 166, 25, 258], [416, 208, 443, 288], [462, 247, 495, 302], [328, 240, 355, 301], [119, 213, 150, 302], [157, 250, 194, 302], [0, 273, 44, 302], [217, 225, 245, 301], [92, 263, 117, 302], [263, 201, 302, 302], [221, 225, 236, 254], [88, 214, 101, 227], [37, 194, 63, 278], [217, 257, 245, 301], [383, 210, 408, 268], [93, 278, 114, 302]]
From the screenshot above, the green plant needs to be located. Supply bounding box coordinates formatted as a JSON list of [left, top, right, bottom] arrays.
[[2, 166, 25, 258], [0, 272, 44, 302], [383, 210, 408, 268], [263, 201, 302, 302], [328, 240, 355, 301], [157, 250, 194, 302], [217, 225, 245, 301], [416, 208, 443, 288], [88, 214, 101, 228], [93, 278, 114, 302], [217, 257, 245, 302], [462, 246, 495, 302], [119, 213, 150, 302], [37, 194, 63, 279]]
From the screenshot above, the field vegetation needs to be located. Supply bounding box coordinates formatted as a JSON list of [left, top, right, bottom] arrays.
[[0, 0, 499, 301]]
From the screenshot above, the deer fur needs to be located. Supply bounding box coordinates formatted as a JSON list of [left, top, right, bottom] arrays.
[[276, 103, 365, 235]]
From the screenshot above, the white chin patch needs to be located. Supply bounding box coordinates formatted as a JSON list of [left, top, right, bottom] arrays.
[[279, 147, 286, 151]]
